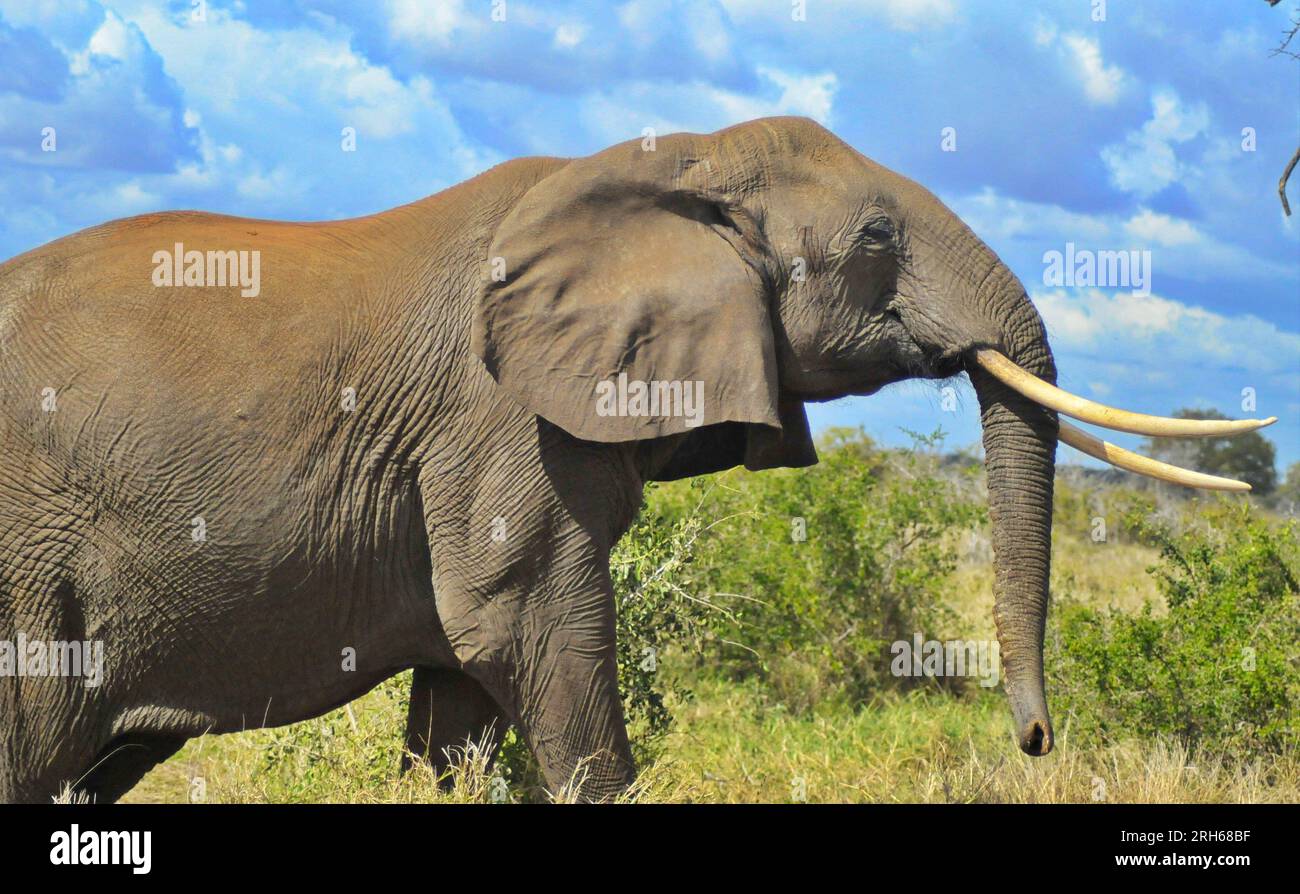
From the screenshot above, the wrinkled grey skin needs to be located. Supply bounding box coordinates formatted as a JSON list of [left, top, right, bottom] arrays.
[[0, 118, 1056, 803]]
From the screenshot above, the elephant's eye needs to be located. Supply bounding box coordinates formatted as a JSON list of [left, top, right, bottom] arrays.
[[859, 217, 895, 244]]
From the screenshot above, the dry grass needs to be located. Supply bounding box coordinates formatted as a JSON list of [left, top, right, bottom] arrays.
[[123, 673, 1300, 804], [52, 783, 93, 804], [642, 679, 1300, 803]]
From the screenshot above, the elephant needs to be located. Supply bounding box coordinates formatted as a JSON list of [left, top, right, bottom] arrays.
[[0, 116, 1273, 803]]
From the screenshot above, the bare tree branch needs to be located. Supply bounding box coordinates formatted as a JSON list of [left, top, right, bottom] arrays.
[[1281, 144, 1300, 216], [1269, 12, 1300, 59], [1266, 1, 1300, 214]]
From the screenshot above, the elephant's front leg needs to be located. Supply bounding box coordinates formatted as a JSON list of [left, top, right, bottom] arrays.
[[429, 560, 635, 801], [417, 437, 641, 802], [505, 583, 636, 799]]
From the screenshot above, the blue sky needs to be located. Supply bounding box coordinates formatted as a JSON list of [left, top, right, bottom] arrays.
[[1, 0, 1297, 469]]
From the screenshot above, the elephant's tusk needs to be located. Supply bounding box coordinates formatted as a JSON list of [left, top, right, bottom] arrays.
[[973, 348, 1277, 438], [1057, 420, 1251, 492]]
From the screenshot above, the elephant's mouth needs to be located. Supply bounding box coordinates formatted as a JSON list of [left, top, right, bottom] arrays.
[[894, 339, 964, 385], [882, 298, 965, 382]]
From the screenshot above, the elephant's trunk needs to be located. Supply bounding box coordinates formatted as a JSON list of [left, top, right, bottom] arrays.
[[967, 278, 1059, 757]]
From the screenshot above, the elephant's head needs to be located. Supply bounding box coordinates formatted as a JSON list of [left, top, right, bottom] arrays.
[[474, 117, 1274, 756]]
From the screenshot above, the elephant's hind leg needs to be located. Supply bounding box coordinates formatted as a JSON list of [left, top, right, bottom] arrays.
[[0, 536, 100, 803], [74, 733, 188, 804], [401, 667, 505, 789]]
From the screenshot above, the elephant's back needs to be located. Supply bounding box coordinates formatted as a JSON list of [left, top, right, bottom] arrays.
[[0, 212, 389, 495]]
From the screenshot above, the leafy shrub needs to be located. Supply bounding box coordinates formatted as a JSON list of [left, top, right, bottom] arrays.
[[609, 498, 714, 755], [647, 427, 985, 711], [254, 672, 413, 800], [1047, 502, 1300, 753], [1051, 475, 1151, 544], [1272, 461, 1300, 516]]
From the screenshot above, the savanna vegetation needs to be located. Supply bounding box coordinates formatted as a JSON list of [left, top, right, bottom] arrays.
[[127, 426, 1300, 803]]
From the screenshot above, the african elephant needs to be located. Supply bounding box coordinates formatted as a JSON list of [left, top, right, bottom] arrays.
[[0, 117, 1271, 803]]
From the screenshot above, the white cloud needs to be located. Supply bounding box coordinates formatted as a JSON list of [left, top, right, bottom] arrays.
[[0, 4, 197, 173], [0, 1, 499, 241], [1061, 33, 1125, 105], [616, 0, 735, 70], [1032, 24, 1126, 105], [1032, 20, 1058, 47], [874, 0, 957, 31], [107, 179, 160, 211], [236, 166, 302, 201], [1123, 208, 1200, 247], [553, 23, 586, 49], [333, 54, 437, 139], [115, 2, 495, 204], [689, 5, 733, 62], [577, 66, 838, 148], [1145, 89, 1211, 142], [951, 189, 1291, 284], [385, 0, 473, 46], [746, 67, 838, 123], [1102, 89, 1209, 197], [719, 0, 955, 31], [955, 188, 1112, 243], [1035, 288, 1300, 376], [0, 0, 104, 53], [84, 9, 131, 61]]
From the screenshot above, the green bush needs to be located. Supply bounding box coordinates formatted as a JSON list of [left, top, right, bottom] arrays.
[[1051, 475, 1150, 544], [646, 427, 985, 711], [609, 498, 715, 755], [1048, 502, 1300, 753]]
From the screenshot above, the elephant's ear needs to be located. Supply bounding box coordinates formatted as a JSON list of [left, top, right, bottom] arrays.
[[473, 144, 813, 469]]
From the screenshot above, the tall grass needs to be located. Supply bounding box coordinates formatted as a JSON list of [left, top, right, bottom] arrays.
[[126, 673, 1300, 804]]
